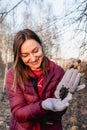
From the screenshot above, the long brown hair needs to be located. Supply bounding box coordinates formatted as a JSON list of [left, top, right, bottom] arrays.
[[12, 29, 46, 91]]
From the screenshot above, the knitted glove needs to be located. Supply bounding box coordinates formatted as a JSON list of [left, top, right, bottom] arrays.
[[42, 92, 72, 112], [55, 68, 85, 98]]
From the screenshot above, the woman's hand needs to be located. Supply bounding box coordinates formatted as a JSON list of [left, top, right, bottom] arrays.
[[42, 92, 72, 112], [55, 68, 85, 98]]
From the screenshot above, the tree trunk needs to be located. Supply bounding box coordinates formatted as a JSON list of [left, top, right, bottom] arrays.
[[2, 63, 8, 93]]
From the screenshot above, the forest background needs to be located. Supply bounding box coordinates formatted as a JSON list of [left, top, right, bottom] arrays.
[[0, 0, 87, 92]]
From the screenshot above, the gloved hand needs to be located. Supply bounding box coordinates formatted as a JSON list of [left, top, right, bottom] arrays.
[[42, 92, 72, 112], [55, 68, 85, 98]]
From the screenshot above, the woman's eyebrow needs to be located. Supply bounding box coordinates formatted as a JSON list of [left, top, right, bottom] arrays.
[[32, 47, 38, 51], [21, 47, 38, 54]]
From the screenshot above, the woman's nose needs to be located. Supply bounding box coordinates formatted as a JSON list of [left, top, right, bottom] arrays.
[[30, 54, 36, 62]]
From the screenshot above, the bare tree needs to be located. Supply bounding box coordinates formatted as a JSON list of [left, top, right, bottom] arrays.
[[62, 0, 87, 58], [0, 0, 24, 23]]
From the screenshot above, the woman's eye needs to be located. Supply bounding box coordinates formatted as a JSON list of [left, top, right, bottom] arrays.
[[21, 54, 28, 57]]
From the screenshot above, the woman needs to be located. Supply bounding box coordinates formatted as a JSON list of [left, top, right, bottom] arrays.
[[6, 29, 81, 130]]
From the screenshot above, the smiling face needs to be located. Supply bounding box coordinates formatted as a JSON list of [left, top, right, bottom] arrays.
[[20, 39, 44, 70]]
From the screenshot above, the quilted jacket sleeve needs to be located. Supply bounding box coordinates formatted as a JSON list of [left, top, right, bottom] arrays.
[[6, 68, 47, 124]]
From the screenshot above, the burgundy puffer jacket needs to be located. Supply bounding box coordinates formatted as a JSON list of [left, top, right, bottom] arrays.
[[6, 58, 65, 130]]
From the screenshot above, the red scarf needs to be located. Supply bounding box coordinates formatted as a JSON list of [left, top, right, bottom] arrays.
[[33, 69, 44, 130]]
